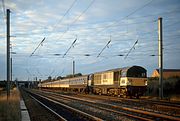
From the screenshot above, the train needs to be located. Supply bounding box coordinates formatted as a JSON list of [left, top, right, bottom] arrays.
[[38, 65, 147, 98]]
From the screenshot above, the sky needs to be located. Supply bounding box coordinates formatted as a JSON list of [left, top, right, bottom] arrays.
[[0, 0, 180, 81]]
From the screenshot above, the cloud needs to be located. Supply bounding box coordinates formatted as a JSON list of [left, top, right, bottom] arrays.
[[0, 0, 180, 80]]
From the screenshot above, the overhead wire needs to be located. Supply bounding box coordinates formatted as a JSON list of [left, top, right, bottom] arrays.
[[81, 1, 157, 59], [12, 13, 179, 40], [10, 9, 180, 35], [71, 0, 155, 60], [57, 0, 95, 41], [164, 20, 180, 29], [11, 19, 157, 38], [44, 0, 78, 41], [37, 0, 95, 77], [69, 19, 157, 31], [16, 21, 178, 58], [10, 0, 180, 78], [127, 8, 180, 19], [26, 30, 179, 56], [92, 0, 154, 35], [27, 0, 78, 77], [64, 1, 158, 41], [11, 12, 178, 38], [67, 9, 179, 27], [29, 0, 78, 57]]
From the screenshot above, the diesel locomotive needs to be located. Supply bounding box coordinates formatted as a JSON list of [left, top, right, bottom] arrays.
[[39, 66, 147, 98]]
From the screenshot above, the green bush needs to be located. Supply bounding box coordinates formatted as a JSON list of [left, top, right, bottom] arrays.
[[147, 76, 180, 97]]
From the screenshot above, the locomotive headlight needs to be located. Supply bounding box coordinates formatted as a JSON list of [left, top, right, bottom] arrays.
[[144, 80, 147, 85]]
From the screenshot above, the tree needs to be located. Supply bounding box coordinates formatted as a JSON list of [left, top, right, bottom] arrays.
[[66, 73, 82, 78], [57, 76, 63, 80], [75, 73, 82, 77], [47, 76, 52, 81]]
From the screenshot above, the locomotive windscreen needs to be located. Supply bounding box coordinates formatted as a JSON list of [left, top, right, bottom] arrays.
[[122, 66, 147, 78]]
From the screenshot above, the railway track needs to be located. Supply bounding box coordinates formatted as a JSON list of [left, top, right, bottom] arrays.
[[20, 88, 62, 121], [28, 89, 180, 121], [73, 93, 180, 116], [41, 89, 180, 115], [25, 89, 102, 121], [26, 89, 130, 120], [29, 95, 67, 121], [41, 89, 180, 116]]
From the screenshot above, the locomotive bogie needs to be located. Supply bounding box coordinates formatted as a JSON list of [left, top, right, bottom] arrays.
[[126, 86, 146, 98]]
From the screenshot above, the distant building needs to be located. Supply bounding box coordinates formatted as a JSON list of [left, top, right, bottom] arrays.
[[151, 69, 180, 79]]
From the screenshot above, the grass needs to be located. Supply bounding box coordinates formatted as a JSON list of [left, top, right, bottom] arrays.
[[0, 88, 21, 121]]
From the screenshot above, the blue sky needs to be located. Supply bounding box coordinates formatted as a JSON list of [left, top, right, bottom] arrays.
[[0, 0, 180, 81]]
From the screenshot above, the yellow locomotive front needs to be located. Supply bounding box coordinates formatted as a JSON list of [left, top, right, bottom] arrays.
[[120, 66, 147, 98], [90, 66, 147, 98]]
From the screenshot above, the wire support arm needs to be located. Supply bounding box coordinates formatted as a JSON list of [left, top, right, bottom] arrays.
[[124, 40, 138, 59], [63, 38, 77, 58], [30, 37, 46, 57], [97, 40, 111, 57]]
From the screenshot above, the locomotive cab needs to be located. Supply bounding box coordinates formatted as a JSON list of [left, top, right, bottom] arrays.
[[120, 66, 147, 98]]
